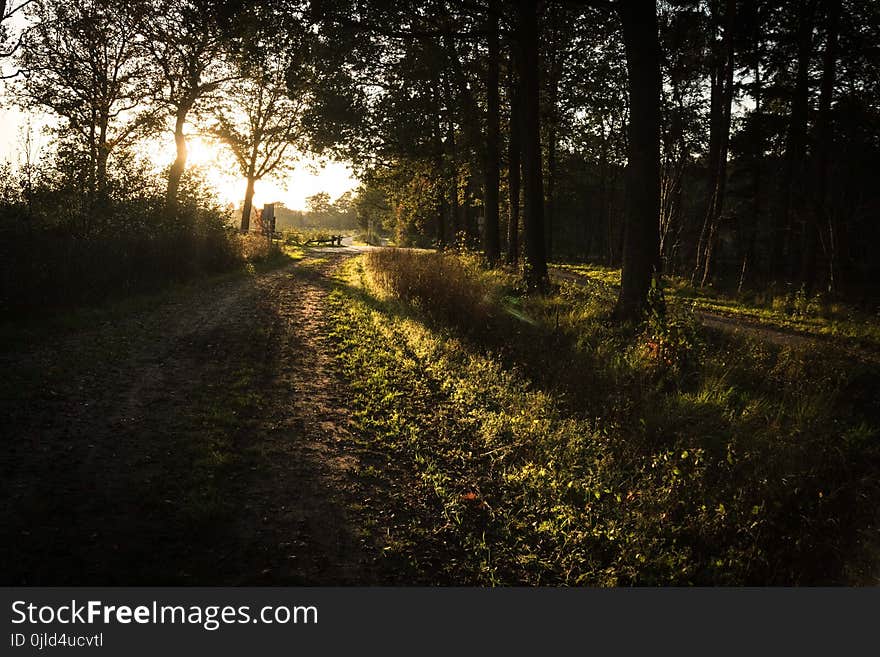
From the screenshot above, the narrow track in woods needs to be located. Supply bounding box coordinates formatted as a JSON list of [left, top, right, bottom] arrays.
[[0, 249, 384, 584], [549, 266, 879, 363]]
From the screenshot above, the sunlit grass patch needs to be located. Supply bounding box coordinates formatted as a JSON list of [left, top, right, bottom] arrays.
[[551, 262, 880, 351], [363, 249, 514, 329], [554, 262, 622, 287], [328, 251, 880, 585]]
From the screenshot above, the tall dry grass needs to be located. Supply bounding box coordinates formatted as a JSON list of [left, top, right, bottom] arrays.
[[364, 249, 503, 330]]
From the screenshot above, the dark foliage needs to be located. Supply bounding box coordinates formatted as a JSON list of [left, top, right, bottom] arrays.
[[0, 162, 243, 317]]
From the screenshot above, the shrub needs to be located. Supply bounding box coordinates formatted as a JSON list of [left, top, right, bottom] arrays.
[[364, 249, 505, 332], [0, 162, 246, 318]]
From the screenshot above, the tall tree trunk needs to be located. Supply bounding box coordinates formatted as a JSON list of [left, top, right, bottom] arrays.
[[598, 122, 610, 264], [544, 42, 562, 264], [507, 53, 522, 267], [96, 145, 109, 199], [546, 124, 557, 261], [441, 22, 483, 244], [95, 116, 110, 215], [518, 0, 547, 289], [94, 129, 111, 231], [659, 78, 686, 274], [614, 0, 661, 320], [777, 0, 817, 284], [803, 0, 841, 293], [449, 141, 461, 239], [241, 174, 256, 232], [166, 102, 192, 213], [87, 116, 97, 202], [483, 0, 501, 265], [465, 173, 479, 240], [694, 0, 736, 287], [443, 71, 461, 240], [95, 112, 110, 197], [693, 60, 721, 282], [432, 84, 448, 247], [742, 39, 763, 291]]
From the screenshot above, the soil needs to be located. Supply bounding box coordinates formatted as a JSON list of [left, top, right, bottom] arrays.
[[0, 249, 388, 585]]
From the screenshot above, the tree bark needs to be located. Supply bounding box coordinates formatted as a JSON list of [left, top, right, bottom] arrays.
[[803, 0, 841, 293], [483, 0, 501, 265], [776, 0, 817, 284], [507, 52, 522, 267], [598, 122, 610, 263], [432, 82, 448, 247], [544, 37, 563, 263], [517, 0, 547, 289], [741, 36, 763, 292], [166, 101, 193, 213], [659, 77, 687, 274], [241, 175, 256, 232], [95, 133, 111, 226], [614, 0, 661, 320], [96, 145, 109, 199], [694, 0, 736, 288], [442, 70, 461, 240], [465, 173, 479, 240], [546, 123, 557, 261], [96, 115, 110, 203], [87, 117, 97, 200]]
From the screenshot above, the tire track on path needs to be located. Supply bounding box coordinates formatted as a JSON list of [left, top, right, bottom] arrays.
[[1, 252, 379, 584]]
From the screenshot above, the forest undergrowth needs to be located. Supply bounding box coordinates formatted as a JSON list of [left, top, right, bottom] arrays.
[[328, 249, 880, 585], [553, 263, 880, 352]]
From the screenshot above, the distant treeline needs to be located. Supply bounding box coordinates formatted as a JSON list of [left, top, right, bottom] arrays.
[[272, 192, 358, 231], [3, 0, 879, 317]]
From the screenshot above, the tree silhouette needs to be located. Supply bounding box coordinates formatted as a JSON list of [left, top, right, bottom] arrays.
[[143, 0, 237, 212], [211, 53, 310, 232], [15, 0, 156, 223]]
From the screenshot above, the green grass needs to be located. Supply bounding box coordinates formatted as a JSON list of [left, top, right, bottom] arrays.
[[328, 251, 880, 585], [553, 263, 880, 352]]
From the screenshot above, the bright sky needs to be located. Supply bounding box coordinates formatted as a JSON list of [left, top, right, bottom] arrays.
[[0, 104, 359, 212], [0, 6, 359, 212], [137, 131, 359, 211]]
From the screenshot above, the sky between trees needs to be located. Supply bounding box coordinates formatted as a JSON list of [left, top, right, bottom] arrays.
[[0, 1, 358, 212]]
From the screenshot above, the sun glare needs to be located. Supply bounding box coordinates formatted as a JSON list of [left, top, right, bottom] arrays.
[[140, 132, 359, 212]]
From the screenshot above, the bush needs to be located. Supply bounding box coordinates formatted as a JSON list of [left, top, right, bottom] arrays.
[[364, 249, 507, 332], [0, 162, 246, 318]]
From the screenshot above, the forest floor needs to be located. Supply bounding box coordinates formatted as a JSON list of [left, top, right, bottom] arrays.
[[327, 250, 880, 585], [2, 247, 878, 585], [549, 266, 880, 363], [550, 267, 812, 347], [0, 247, 400, 584]]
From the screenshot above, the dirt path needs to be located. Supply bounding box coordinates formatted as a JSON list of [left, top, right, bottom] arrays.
[[550, 266, 824, 348], [0, 250, 380, 585], [692, 310, 813, 347]]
